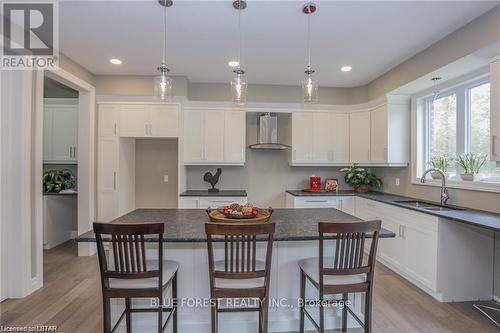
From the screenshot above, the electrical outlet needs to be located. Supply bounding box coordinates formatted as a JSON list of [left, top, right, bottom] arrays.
[[395, 178, 400, 186], [163, 175, 169, 183]]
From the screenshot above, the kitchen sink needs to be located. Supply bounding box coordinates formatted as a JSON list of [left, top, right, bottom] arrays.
[[394, 200, 462, 211]]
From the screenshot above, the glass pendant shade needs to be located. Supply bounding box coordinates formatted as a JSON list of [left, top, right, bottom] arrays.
[[154, 71, 173, 101], [302, 73, 318, 104], [231, 71, 248, 105]]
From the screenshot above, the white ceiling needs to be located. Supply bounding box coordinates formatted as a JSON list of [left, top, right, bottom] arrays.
[[59, 0, 499, 87]]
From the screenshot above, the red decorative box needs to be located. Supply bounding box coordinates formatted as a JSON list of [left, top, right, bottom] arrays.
[[309, 176, 321, 191]]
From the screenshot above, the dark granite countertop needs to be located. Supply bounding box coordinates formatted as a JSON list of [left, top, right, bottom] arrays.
[[288, 189, 500, 232], [180, 190, 248, 197], [76, 208, 395, 243]]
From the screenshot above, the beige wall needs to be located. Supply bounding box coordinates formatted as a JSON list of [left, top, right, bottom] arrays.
[[367, 5, 500, 100], [135, 139, 178, 209], [95, 75, 188, 97], [59, 53, 95, 85]]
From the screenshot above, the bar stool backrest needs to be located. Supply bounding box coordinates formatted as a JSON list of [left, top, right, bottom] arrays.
[[93, 222, 164, 290], [318, 220, 381, 283]]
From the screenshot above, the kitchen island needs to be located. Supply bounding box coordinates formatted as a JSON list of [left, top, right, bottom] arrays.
[[77, 208, 394, 332]]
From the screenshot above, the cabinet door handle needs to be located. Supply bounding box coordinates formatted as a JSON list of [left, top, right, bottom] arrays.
[[339, 199, 343, 211], [366, 203, 376, 208], [149, 124, 153, 136], [305, 200, 329, 203], [69, 147, 72, 158], [113, 172, 117, 191], [145, 124, 148, 136], [293, 150, 297, 160], [73, 146, 77, 158], [398, 225, 402, 237], [114, 123, 117, 136]]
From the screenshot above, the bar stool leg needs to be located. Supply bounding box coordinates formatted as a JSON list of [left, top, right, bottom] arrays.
[[299, 270, 305, 333], [364, 290, 372, 333], [172, 274, 177, 333], [342, 293, 348, 332], [259, 300, 263, 333], [125, 298, 131, 332], [103, 298, 111, 333], [211, 300, 218, 333], [319, 293, 325, 333], [158, 299, 163, 333], [261, 297, 269, 333]]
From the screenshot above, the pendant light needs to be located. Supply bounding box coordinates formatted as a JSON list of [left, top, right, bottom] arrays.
[[154, 0, 173, 101], [230, 0, 248, 105], [302, 2, 318, 104], [431, 77, 441, 102]]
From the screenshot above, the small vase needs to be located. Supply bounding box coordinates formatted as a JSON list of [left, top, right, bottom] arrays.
[[430, 171, 442, 180], [355, 185, 369, 193], [460, 173, 476, 181]]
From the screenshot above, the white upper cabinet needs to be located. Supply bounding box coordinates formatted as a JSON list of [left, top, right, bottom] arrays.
[[350, 97, 409, 166], [330, 113, 350, 163], [119, 103, 179, 138], [370, 106, 388, 163], [349, 111, 371, 164], [291, 112, 314, 163], [290, 111, 349, 165], [43, 100, 78, 163], [491, 57, 500, 162], [183, 109, 246, 165], [98, 104, 119, 137]]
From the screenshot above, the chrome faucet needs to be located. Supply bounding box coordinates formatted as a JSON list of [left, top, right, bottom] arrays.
[[420, 168, 449, 206]]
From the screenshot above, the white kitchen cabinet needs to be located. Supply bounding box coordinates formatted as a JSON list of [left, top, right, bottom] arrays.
[[353, 197, 492, 302], [119, 103, 179, 138], [183, 109, 246, 165], [370, 106, 388, 163], [490, 57, 500, 162], [179, 196, 247, 209], [285, 193, 355, 216], [97, 104, 135, 222], [291, 112, 313, 163], [349, 111, 371, 164], [290, 112, 349, 165], [43, 100, 78, 163], [224, 111, 246, 163]]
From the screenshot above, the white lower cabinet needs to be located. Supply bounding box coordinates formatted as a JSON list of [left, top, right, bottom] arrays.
[[354, 197, 492, 302], [179, 196, 247, 209]]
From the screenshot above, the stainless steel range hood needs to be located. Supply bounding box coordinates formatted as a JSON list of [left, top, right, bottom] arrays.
[[249, 113, 290, 150]]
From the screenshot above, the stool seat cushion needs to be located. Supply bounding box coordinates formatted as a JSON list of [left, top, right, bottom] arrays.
[[298, 257, 366, 286], [109, 260, 179, 289], [214, 260, 266, 289]]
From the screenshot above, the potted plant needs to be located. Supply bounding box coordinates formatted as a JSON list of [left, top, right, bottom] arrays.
[[340, 164, 382, 193], [43, 169, 76, 193], [428, 154, 453, 179], [456, 153, 487, 181]]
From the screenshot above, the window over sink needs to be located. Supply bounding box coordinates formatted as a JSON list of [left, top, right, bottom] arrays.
[[415, 75, 500, 191]]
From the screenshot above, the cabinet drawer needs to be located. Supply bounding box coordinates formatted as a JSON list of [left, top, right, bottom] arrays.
[[294, 197, 340, 208], [198, 197, 247, 209]]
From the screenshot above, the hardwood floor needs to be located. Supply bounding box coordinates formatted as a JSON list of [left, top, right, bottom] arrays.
[[1, 241, 498, 332]]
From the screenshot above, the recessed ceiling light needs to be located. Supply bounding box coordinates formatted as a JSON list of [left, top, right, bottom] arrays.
[[341, 65, 352, 72], [109, 58, 122, 65], [228, 60, 239, 68]]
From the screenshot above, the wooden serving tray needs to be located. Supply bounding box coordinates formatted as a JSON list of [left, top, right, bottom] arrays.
[[206, 208, 273, 223]]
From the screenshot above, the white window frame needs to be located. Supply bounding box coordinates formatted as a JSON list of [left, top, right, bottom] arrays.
[[411, 69, 500, 193]]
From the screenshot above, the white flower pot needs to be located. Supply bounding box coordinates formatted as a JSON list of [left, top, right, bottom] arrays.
[[460, 173, 477, 181], [430, 171, 446, 180]]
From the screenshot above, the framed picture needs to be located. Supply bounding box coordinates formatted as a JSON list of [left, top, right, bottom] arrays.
[[325, 178, 339, 192]]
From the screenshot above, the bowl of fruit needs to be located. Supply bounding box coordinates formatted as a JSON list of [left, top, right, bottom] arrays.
[[207, 204, 273, 223], [222, 203, 259, 219]]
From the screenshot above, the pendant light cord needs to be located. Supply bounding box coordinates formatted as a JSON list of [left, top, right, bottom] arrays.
[[237, 4, 242, 70], [162, 3, 167, 65], [306, 10, 311, 70]]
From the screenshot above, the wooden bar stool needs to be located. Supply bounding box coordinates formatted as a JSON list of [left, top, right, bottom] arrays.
[[205, 222, 275, 333], [94, 222, 178, 333], [298, 220, 381, 333]]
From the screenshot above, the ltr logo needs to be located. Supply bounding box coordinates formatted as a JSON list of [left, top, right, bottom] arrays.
[[1, 1, 58, 69]]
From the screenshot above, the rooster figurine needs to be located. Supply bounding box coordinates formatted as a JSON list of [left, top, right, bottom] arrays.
[[203, 168, 222, 193]]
